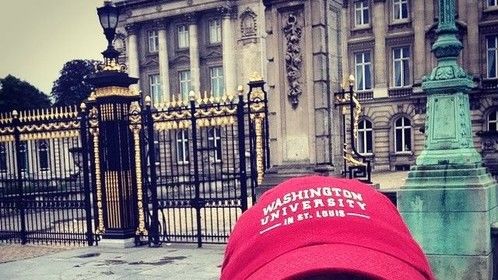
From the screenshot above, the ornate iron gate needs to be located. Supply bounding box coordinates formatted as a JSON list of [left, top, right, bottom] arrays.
[[140, 80, 269, 247], [0, 106, 95, 245]]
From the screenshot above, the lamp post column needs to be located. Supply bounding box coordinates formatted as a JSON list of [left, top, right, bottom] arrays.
[[87, 1, 146, 247]]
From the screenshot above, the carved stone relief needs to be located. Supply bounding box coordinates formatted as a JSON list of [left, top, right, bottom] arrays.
[[240, 8, 257, 37], [282, 13, 303, 109]]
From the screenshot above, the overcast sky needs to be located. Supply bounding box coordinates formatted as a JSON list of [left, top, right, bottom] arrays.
[[0, 0, 108, 94]]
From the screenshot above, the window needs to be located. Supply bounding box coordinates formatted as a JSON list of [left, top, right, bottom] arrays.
[[148, 30, 159, 52], [178, 25, 189, 49], [488, 0, 498, 7], [392, 47, 411, 87], [209, 19, 222, 44], [357, 119, 373, 155], [354, 1, 370, 27], [149, 74, 162, 105], [179, 70, 191, 101], [488, 110, 498, 131], [38, 140, 49, 171], [393, 0, 409, 21], [176, 130, 189, 164], [487, 36, 498, 79], [208, 128, 222, 162], [210, 67, 224, 98], [394, 117, 412, 153], [0, 143, 7, 172], [18, 141, 28, 172], [354, 51, 372, 91]]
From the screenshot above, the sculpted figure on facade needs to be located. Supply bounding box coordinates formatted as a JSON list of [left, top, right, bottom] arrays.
[[283, 13, 303, 109]]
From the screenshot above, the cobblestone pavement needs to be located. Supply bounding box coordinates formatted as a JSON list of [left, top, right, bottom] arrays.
[[0, 243, 74, 264], [0, 243, 224, 280]]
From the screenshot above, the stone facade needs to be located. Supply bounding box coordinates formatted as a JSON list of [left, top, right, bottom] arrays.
[[115, 0, 498, 176], [116, 0, 343, 183], [342, 0, 498, 172], [263, 0, 343, 170], [115, 0, 266, 100]]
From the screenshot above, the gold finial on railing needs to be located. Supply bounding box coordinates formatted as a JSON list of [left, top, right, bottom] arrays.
[[189, 90, 196, 102], [348, 74, 355, 87], [237, 85, 244, 96], [144, 95, 152, 107]]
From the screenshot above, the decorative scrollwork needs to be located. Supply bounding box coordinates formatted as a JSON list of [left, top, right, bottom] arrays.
[[18, 121, 79, 133], [352, 94, 362, 139], [89, 107, 105, 235], [94, 86, 139, 99], [20, 130, 79, 141], [283, 13, 303, 109], [128, 101, 148, 236]]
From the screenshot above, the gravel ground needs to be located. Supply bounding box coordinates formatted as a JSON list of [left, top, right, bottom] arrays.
[[0, 243, 74, 264]]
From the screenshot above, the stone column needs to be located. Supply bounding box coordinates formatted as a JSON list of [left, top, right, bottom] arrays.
[[372, 0, 387, 98], [222, 10, 237, 96], [413, 0, 426, 83], [188, 16, 201, 94], [466, 0, 479, 76], [156, 21, 171, 103], [126, 24, 140, 92]]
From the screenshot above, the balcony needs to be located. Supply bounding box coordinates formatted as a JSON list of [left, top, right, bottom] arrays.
[[357, 91, 373, 100], [388, 87, 413, 98], [481, 79, 498, 90]]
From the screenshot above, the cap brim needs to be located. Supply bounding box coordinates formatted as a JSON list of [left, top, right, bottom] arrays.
[[247, 243, 429, 280]]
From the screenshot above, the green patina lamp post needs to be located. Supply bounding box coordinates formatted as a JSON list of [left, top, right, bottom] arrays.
[[398, 0, 497, 278]]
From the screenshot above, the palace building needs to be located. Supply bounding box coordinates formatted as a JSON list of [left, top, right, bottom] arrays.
[[114, 0, 498, 178], [340, 0, 498, 172], [114, 0, 265, 103]]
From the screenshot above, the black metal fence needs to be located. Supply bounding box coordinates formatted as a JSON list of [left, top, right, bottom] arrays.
[[0, 107, 95, 245], [0, 82, 269, 247], [142, 83, 269, 247]]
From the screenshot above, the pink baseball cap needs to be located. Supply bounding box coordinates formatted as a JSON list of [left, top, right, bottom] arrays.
[[221, 176, 434, 280]]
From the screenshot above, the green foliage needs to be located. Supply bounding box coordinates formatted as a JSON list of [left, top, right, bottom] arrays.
[[51, 59, 98, 106], [0, 75, 51, 113]]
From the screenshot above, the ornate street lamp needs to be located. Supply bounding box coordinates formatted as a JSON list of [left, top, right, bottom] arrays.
[[83, 1, 144, 243], [97, 1, 120, 67], [334, 75, 371, 183]]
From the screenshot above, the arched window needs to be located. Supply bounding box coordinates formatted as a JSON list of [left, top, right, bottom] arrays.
[[357, 119, 373, 155], [394, 117, 412, 153], [38, 140, 49, 171], [208, 128, 222, 162], [488, 110, 498, 131], [176, 130, 189, 164]]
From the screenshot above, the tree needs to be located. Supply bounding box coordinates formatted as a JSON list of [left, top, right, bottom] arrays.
[[0, 75, 51, 113], [51, 59, 98, 106]]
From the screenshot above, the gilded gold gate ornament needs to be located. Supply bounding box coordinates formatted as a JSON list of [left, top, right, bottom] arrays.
[[129, 101, 148, 236]]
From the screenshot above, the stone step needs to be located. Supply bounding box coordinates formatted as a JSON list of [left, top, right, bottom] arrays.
[[255, 164, 335, 200]]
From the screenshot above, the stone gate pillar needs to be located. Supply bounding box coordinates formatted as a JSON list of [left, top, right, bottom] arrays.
[[397, 0, 498, 278], [87, 61, 142, 246], [259, 0, 344, 195]]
